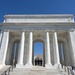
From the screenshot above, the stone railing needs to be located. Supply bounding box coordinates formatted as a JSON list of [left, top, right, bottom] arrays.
[[0, 65, 14, 75], [62, 66, 75, 75]]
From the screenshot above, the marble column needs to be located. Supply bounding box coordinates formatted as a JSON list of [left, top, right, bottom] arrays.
[[0, 31, 9, 66], [45, 31, 52, 68], [25, 31, 33, 68], [68, 30, 75, 66], [53, 31, 60, 67], [17, 32, 25, 66], [0, 31, 3, 48]]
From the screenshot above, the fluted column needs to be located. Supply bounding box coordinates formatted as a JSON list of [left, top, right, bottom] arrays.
[[45, 31, 52, 68], [53, 31, 60, 67], [17, 32, 25, 65]]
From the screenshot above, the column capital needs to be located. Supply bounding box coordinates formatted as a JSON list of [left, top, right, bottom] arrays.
[[45, 30, 50, 33], [28, 31, 34, 34], [52, 30, 57, 33], [3, 30, 9, 32], [29, 31, 33, 35], [28, 30, 34, 32], [20, 31, 25, 33], [21, 31, 25, 34], [69, 29, 75, 32]]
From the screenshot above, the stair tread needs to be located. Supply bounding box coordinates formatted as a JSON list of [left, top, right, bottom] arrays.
[[9, 66, 67, 75]]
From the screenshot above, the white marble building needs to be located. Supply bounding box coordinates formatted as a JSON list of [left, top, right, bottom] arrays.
[[0, 14, 75, 68]]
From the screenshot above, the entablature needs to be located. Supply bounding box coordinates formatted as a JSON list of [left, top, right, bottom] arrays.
[[0, 22, 75, 31], [4, 14, 74, 23]]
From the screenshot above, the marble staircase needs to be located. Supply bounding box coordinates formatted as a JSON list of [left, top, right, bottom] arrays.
[[9, 66, 68, 75]]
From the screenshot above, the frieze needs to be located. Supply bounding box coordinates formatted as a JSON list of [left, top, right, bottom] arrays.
[[1, 24, 75, 31]]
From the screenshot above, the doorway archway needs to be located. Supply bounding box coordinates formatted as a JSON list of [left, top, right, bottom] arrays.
[[33, 40, 45, 66]]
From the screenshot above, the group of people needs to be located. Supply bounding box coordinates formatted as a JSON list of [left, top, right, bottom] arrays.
[[35, 59, 42, 66]]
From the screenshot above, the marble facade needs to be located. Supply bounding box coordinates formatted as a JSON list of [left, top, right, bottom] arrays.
[[0, 14, 75, 68]]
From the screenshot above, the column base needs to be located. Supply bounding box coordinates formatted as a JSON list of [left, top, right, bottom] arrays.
[[54, 64, 61, 69], [16, 63, 24, 68], [25, 63, 32, 68], [45, 63, 53, 68]]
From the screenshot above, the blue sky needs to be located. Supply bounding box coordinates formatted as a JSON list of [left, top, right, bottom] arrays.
[[0, 0, 75, 54], [34, 42, 43, 55], [0, 0, 75, 22]]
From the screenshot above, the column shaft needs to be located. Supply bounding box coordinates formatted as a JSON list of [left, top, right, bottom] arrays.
[[0, 31, 9, 65], [46, 32, 51, 64], [45, 32, 52, 68], [28, 32, 33, 64], [53, 31, 60, 65], [69, 30, 75, 66], [18, 32, 25, 65]]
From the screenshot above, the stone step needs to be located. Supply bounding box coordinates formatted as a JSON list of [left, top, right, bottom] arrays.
[[10, 66, 65, 75]]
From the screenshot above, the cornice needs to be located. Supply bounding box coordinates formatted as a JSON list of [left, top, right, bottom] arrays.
[[0, 22, 75, 26], [4, 14, 73, 18]]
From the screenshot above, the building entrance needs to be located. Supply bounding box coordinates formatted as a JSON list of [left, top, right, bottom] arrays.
[[35, 57, 43, 66], [33, 41, 44, 66]]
